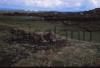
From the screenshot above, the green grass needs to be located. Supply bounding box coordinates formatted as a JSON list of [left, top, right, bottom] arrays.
[[0, 16, 100, 43], [0, 16, 99, 66]]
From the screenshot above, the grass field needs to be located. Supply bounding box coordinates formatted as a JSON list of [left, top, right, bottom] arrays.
[[0, 16, 100, 43], [0, 16, 100, 66]]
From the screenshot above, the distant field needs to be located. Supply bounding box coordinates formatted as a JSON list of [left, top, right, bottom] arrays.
[[0, 16, 100, 66], [0, 16, 100, 43]]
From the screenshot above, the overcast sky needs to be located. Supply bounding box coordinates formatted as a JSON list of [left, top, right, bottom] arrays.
[[0, 0, 100, 12]]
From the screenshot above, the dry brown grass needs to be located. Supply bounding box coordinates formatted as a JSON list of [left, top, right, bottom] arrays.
[[13, 40, 97, 67]]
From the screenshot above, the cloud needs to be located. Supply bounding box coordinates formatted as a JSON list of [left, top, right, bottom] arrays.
[[23, 0, 64, 8], [20, 0, 83, 8], [0, 0, 100, 11], [35, 0, 63, 8], [91, 0, 100, 8]]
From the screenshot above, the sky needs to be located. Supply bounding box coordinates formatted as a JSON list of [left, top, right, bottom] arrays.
[[0, 0, 100, 12]]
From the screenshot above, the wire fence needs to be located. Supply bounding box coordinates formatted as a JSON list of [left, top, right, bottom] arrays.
[[65, 30, 93, 42], [6, 24, 100, 44], [53, 25, 100, 43]]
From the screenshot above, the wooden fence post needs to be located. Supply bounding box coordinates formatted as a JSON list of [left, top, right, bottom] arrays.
[[78, 31, 80, 41], [71, 31, 73, 39], [83, 31, 85, 41], [66, 31, 68, 39], [54, 26, 57, 34], [90, 31, 92, 42], [54, 26, 57, 42]]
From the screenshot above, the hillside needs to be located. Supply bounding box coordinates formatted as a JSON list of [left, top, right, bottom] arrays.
[[0, 24, 99, 66], [0, 8, 100, 67]]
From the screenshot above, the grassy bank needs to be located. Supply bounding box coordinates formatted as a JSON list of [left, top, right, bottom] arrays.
[[0, 16, 99, 66]]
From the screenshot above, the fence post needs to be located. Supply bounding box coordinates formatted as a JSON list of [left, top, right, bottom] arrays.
[[78, 31, 80, 41], [11, 30, 14, 43], [54, 25, 57, 42], [54, 26, 57, 34], [66, 31, 68, 40], [90, 31, 92, 42], [71, 31, 73, 39], [54, 25, 57, 46], [83, 31, 85, 41]]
